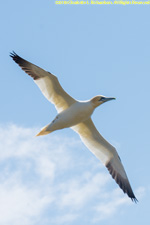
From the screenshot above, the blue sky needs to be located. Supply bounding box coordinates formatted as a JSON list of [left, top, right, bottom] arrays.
[[0, 0, 150, 224]]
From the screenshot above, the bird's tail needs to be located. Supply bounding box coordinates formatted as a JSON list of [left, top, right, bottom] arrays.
[[36, 125, 53, 136]]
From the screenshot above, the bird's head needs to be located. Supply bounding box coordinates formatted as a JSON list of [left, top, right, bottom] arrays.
[[91, 95, 116, 108]]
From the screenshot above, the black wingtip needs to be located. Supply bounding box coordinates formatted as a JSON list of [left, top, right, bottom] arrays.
[[106, 160, 138, 204], [10, 51, 17, 58], [10, 51, 24, 66], [10, 51, 20, 62], [129, 189, 138, 203], [9, 51, 41, 80], [131, 197, 138, 204]]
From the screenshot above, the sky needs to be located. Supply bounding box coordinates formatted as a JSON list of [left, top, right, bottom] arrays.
[[0, 0, 150, 224]]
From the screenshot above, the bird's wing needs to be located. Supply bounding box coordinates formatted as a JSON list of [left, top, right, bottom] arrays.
[[10, 52, 76, 113], [72, 118, 137, 202]]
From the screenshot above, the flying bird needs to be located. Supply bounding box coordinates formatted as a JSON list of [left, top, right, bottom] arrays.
[[10, 51, 137, 202]]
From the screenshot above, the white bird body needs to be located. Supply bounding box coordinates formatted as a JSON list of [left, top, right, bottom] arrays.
[[39, 100, 94, 134], [10, 52, 137, 202]]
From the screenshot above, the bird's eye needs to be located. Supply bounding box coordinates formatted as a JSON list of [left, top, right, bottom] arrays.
[[100, 97, 105, 101]]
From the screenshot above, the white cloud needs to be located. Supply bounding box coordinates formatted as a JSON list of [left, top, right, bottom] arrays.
[[57, 172, 110, 209], [93, 189, 130, 222], [0, 124, 144, 225], [0, 182, 50, 225]]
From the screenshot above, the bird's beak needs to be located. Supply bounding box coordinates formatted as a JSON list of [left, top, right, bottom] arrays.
[[101, 97, 116, 103]]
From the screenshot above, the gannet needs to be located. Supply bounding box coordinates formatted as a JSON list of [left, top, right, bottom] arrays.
[[10, 51, 137, 202]]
